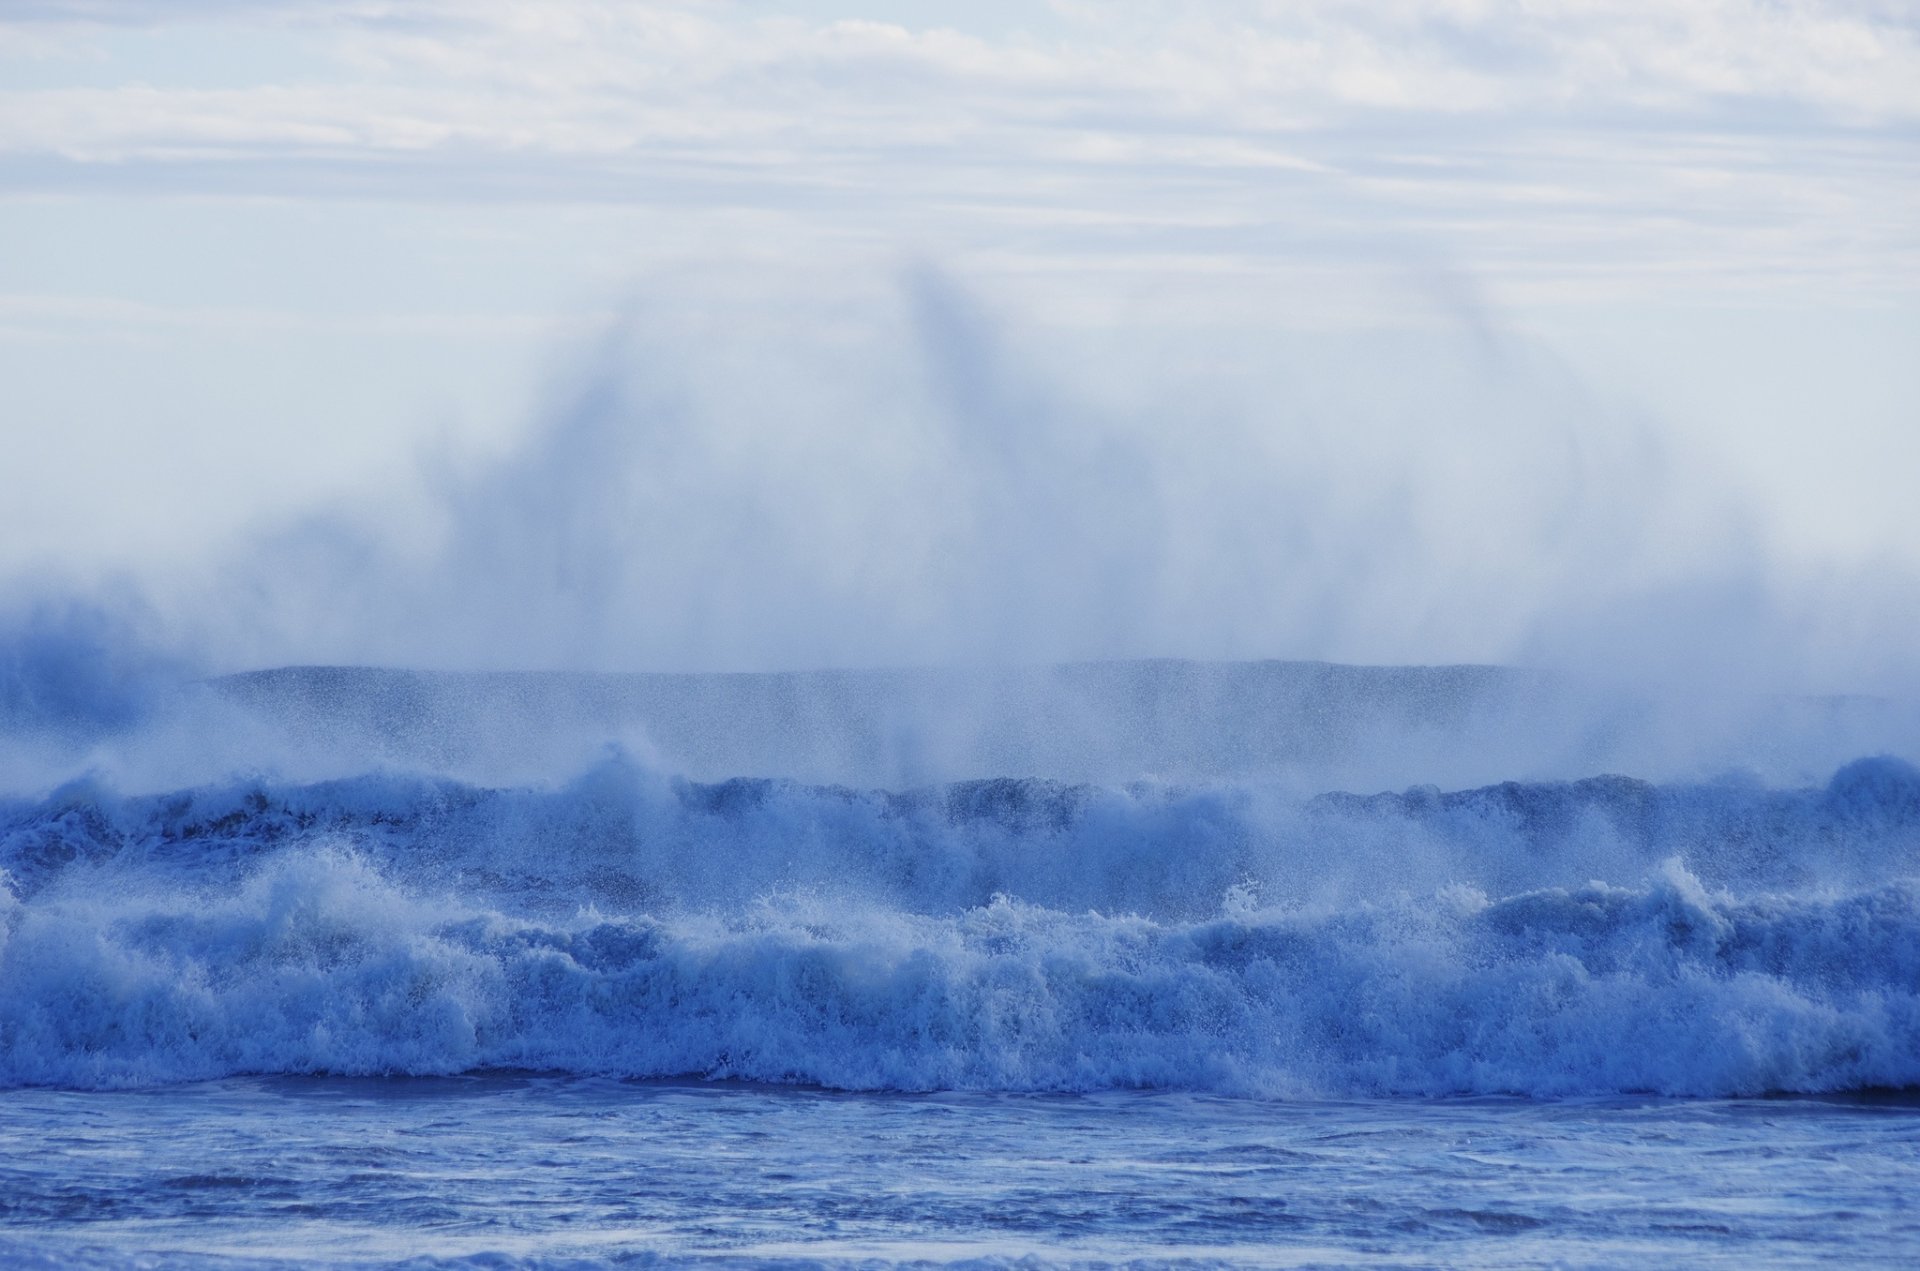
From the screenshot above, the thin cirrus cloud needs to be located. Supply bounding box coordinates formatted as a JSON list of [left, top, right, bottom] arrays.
[[2, 0, 1917, 305]]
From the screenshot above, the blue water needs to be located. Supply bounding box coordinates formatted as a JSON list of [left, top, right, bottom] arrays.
[[5, 1078, 1918, 1268], [4, 664, 1919, 1264]]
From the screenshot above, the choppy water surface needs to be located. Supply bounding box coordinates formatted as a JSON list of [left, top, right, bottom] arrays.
[[2, 1078, 1916, 1268]]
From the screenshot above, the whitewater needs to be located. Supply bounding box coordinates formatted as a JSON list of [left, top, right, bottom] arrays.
[[4, 661, 1919, 1266]]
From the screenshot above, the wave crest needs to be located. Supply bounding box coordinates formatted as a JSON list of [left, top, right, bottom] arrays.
[[3, 756, 1917, 1096]]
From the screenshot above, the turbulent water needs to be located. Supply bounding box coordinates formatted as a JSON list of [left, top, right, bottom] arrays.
[[4, 661, 1919, 1265], [4, 750, 1920, 1098]]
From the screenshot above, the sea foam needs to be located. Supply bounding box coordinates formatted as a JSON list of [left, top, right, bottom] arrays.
[[3, 751, 1917, 1096]]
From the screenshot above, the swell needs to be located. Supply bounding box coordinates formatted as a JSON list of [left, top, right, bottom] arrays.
[[2, 755, 1917, 1096]]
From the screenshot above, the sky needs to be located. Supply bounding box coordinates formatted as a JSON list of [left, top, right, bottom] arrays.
[[2, 1, 1917, 680]]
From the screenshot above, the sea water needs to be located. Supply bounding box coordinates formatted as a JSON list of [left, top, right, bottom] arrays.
[[3, 1079, 1918, 1268], [3, 667, 1919, 1265]]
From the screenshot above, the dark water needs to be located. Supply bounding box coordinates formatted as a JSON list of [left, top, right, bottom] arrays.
[[3, 1077, 1917, 1268]]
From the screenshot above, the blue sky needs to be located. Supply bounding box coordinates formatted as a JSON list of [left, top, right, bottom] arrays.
[[3, 1, 1917, 675]]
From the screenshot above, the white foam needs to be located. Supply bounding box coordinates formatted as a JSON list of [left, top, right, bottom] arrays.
[[3, 755, 1917, 1096]]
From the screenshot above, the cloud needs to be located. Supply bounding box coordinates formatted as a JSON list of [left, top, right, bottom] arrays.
[[3, 1, 1914, 307]]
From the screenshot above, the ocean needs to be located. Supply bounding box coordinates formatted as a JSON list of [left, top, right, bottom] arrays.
[[6, 1079, 1917, 1267], [2, 662, 1917, 1266]]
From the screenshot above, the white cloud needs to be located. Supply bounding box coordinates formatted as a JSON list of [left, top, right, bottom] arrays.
[[9, 2, 1919, 156], [1, 1, 1913, 309]]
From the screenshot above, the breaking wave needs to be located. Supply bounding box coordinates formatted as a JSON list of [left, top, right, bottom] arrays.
[[3, 752, 1918, 1097]]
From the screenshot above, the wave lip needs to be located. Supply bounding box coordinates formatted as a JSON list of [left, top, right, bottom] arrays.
[[2, 756, 1918, 1097]]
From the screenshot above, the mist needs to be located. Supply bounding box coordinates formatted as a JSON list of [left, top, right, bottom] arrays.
[[2, 262, 1915, 796], [118, 263, 1916, 684]]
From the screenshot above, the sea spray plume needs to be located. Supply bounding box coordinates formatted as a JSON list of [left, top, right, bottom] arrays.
[[195, 318, 679, 676], [188, 268, 1188, 675], [903, 268, 1170, 662], [11, 263, 1916, 794], [0, 596, 244, 796], [0, 597, 177, 741], [170, 263, 1759, 677], [424, 316, 697, 672]]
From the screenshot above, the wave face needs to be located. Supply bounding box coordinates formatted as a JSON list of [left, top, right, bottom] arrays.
[[4, 751, 1919, 1096]]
